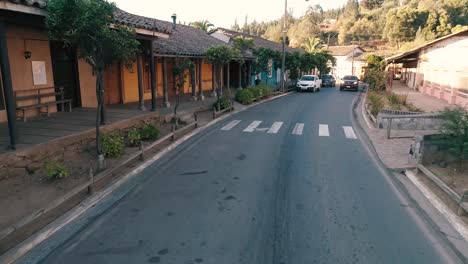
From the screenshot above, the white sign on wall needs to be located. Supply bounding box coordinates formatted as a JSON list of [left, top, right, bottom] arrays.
[[32, 61, 47, 85]]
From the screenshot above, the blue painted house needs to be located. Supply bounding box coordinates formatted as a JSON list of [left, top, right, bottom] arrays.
[[211, 28, 304, 88]]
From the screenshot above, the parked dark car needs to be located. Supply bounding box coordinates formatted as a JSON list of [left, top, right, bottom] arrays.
[[340, 75, 359, 91], [321, 75, 336, 87]]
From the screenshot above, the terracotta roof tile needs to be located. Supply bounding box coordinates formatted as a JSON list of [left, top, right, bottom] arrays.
[[7, 1, 171, 34], [153, 22, 233, 57], [114, 9, 171, 34], [8, 0, 47, 8]]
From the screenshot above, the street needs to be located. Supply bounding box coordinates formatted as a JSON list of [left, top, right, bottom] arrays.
[[33, 88, 458, 264]]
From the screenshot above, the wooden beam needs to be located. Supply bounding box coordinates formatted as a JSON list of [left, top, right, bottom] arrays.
[[150, 45, 157, 111], [136, 54, 145, 110], [198, 58, 204, 100], [162, 57, 170, 107]]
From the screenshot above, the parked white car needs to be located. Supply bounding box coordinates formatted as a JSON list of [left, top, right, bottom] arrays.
[[296, 75, 322, 92]]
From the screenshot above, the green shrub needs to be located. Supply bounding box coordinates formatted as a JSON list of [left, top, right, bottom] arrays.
[[387, 93, 400, 105], [127, 128, 141, 146], [250, 87, 262, 99], [235, 89, 254, 104], [256, 84, 272, 97], [101, 132, 124, 158], [367, 92, 384, 116], [44, 161, 69, 179], [140, 123, 160, 141], [213, 96, 231, 111]]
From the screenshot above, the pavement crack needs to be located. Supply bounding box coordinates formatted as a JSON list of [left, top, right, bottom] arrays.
[[180, 170, 208, 175]]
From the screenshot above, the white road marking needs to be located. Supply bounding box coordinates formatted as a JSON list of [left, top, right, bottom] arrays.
[[319, 124, 329, 137], [343, 126, 357, 139], [292, 123, 304, 135], [221, 120, 241, 131], [243, 121, 262, 132], [267, 122, 284, 134]]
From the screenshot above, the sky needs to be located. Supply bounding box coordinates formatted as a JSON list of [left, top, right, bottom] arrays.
[[113, 0, 348, 28]]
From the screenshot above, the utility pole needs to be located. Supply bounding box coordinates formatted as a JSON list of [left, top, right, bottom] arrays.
[[280, 0, 287, 92]]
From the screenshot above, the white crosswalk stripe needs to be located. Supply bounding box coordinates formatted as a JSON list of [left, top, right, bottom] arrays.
[[243, 121, 262, 132], [343, 126, 357, 139], [292, 123, 304, 135], [319, 124, 329, 137], [267, 122, 283, 134], [221, 120, 241, 131]]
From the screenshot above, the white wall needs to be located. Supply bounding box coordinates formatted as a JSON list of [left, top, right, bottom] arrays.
[[419, 35, 468, 90]]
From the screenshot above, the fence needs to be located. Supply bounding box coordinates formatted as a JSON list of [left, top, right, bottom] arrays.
[[379, 111, 442, 139]]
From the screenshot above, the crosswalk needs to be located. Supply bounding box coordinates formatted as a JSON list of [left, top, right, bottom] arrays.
[[220, 120, 358, 140]]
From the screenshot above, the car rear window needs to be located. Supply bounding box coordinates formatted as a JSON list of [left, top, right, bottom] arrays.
[[301, 76, 315, 81], [343, 76, 358, 80]]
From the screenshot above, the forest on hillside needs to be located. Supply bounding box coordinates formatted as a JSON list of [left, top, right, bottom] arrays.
[[230, 0, 468, 52]]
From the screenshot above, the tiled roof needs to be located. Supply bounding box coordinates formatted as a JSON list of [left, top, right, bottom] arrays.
[[153, 22, 233, 57], [215, 28, 305, 54], [114, 9, 171, 34], [326, 45, 362, 56], [7, 0, 171, 34], [8, 0, 46, 8]]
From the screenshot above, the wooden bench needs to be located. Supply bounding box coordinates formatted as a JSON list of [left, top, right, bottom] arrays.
[[15, 87, 72, 121]]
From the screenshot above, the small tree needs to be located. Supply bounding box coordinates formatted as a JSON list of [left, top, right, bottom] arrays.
[[206, 46, 235, 106], [46, 0, 139, 166], [365, 55, 387, 90], [438, 107, 468, 171], [285, 52, 301, 85], [299, 53, 316, 75], [253, 47, 274, 85], [313, 50, 335, 78], [172, 58, 194, 126], [232, 36, 255, 88]]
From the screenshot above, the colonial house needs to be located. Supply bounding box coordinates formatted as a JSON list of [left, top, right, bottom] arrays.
[[152, 15, 239, 106], [0, 0, 171, 148], [386, 29, 468, 107], [326, 45, 365, 79], [211, 28, 303, 87]]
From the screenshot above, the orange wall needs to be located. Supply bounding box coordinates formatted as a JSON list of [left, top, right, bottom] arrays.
[[6, 24, 56, 118], [202, 60, 214, 91], [78, 59, 97, 108]]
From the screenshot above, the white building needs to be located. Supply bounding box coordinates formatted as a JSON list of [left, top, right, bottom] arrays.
[[327, 45, 366, 79], [387, 29, 468, 107]]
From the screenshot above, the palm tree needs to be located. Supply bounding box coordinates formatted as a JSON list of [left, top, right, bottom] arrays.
[[301, 37, 325, 53], [189, 20, 216, 34]]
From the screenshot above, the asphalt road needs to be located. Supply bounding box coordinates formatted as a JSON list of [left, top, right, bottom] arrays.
[[34, 87, 459, 264]]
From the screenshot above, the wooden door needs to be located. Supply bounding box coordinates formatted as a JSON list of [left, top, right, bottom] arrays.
[[104, 64, 122, 105], [50, 41, 81, 108]]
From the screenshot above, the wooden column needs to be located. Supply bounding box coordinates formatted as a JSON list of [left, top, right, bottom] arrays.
[[198, 58, 204, 100], [227, 63, 230, 90], [238, 62, 242, 89], [0, 20, 16, 149], [211, 64, 216, 96], [190, 59, 197, 100], [162, 57, 170, 107], [150, 42, 157, 111], [137, 54, 145, 110]]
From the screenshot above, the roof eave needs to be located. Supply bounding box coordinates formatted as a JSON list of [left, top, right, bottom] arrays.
[[0, 1, 46, 16]]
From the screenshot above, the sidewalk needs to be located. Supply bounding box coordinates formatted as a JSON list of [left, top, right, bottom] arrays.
[[356, 92, 435, 169], [390, 81, 453, 112]]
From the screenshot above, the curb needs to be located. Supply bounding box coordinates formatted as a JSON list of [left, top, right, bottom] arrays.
[[0, 91, 294, 264], [406, 169, 468, 241]]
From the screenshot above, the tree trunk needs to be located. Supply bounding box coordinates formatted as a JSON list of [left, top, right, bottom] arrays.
[[95, 67, 104, 156]]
